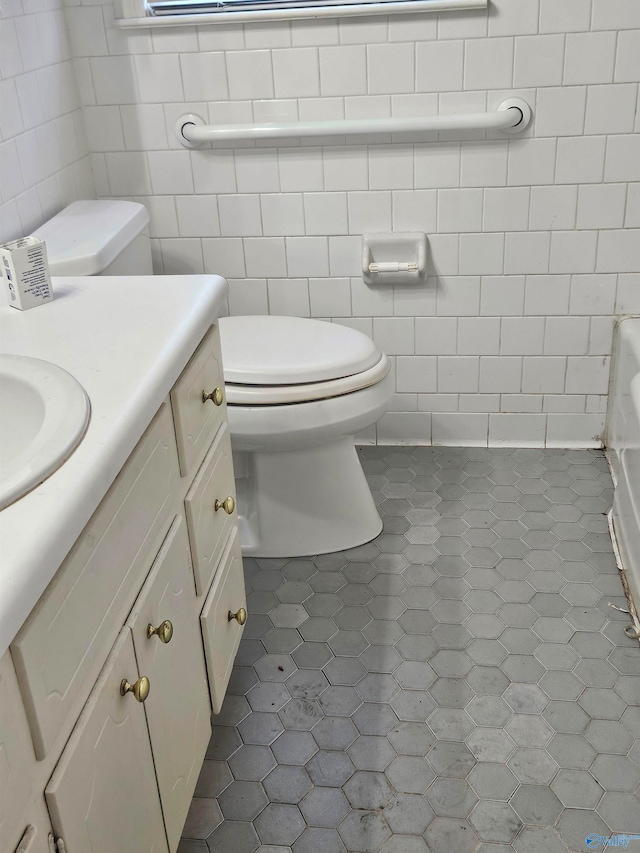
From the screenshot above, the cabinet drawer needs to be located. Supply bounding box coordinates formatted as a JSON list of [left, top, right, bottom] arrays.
[[126, 516, 211, 853], [45, 628, 168, 853], [11, 401, 180, 760], [171, 324, 226, 479], [185, 422, 237, 596], [200, 527, 246, 714]]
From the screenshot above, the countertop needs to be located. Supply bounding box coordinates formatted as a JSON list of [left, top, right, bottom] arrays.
[[0, 274, 228, 656]]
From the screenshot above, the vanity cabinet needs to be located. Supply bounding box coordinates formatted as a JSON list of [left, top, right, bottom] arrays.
[[1, 322, 244, 853]]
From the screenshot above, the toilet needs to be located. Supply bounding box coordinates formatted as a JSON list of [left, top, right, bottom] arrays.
[[34, 200, 394, 557], [219, 315, 393, 557]]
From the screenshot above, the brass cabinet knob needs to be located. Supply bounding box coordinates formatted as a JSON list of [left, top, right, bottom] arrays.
[[215, 496, 235, 515], [202, 387, 224, 406], [147, 620, 173, 644], [120, 676, 150, 703], [228, 607, 247, 626]]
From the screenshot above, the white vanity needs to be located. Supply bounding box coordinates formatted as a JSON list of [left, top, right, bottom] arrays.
[[0, 275, 245, 853]]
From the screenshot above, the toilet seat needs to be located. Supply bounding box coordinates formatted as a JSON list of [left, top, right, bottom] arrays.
[[225, 353, 391, 405], [219, 315, 382, 385], [220, 315, 389, 405]]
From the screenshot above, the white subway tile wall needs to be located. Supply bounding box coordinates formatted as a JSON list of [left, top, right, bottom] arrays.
[[0, 0, 95, 242], [3, 0, 640, 448]]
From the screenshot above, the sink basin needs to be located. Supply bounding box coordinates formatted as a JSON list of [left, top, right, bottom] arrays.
[[0, 355, 90, 510]]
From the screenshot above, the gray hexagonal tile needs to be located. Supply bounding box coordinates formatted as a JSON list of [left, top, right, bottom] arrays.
[[465, 695, 511, 727], [469, 801, 522, 843], [318, 686, 362, 717], [306, 749, 355, 787], [386, 754, 435, 794], [292, 642, 334, 670], [278, 698, 323, 731], [181, 797, 223, 839], [292, 827, 346, 853], [286, 669, 329, 700], [466, 728, 516, 763], [228, 745, 277, 782], [312, 716, 359, 750], [542, 700, 590, 733], [218, 780, 268, 821], [429, 677, 474, 709], [466, 666, 510, 696], [426, 777, 478, 818], [556, 807, 611, 853], [338, 810, 391, 853], [468, 763, 519, 800], [353, 702, 400, 735], [254, 803, 306, 847], [348, 735, 396, 772], [357, 672, 401, 703], [270, 603, 309, 628], [597, 792, 640, 833], [387, 721, 435, 756], [299, 786, 350, 827], [507, 748, 559, 785], [344, 770, 395, 809], [546, 733, 596, 771], [270, 731, 318, 766], [584, 719, 634, 754], [206, 819, 261, 852], [382, 792, 434, 835], [423, 817, 479, 853], [504, 715, 553, 748], [263, 765, 312, 804], [551, 769, 603, 809], [511, 785, 563, 826]]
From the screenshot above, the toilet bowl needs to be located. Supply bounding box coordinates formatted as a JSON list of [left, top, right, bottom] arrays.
[[34, 201, 392, 557], [219, 316, 393, 558]]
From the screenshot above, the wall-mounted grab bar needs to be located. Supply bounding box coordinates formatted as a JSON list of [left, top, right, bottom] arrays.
[[176, 98, 531, 148]]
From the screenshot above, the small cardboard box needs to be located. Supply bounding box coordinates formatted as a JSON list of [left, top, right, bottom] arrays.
[[1, 237, 54, 310]]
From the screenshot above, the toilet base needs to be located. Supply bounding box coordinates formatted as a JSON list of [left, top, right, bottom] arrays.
[[232, 438, 382, 558]]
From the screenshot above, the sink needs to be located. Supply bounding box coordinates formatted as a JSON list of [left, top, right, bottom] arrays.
[[0, 355, 90, 510]]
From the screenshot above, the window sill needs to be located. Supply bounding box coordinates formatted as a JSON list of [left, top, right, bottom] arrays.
[[114, 0, 486, 28]]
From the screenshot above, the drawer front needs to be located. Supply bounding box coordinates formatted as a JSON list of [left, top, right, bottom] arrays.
[[185, 422, 237, 596], [200, 527, 246, 714], [126, 516, 211, 853], [171, 324, 226, 479], [45, 628, 168, 853], [11, 402, 180, 760]]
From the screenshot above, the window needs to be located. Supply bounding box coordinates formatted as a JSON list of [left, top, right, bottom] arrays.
[[116, 0, 486, 28]]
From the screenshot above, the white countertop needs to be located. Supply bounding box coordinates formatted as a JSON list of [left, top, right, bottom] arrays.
[[0, 274, 228, 656]]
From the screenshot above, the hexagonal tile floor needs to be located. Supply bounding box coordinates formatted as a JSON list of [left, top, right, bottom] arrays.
[[178, 447, 640, 853]]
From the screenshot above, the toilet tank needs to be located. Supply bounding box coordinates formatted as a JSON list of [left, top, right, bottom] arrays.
[[33, 200, 153, 276]]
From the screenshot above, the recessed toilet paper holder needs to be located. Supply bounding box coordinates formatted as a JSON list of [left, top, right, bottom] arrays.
[[362, 232, 428, 286]]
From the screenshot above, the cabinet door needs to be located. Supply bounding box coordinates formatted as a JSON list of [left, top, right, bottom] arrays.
[[45, 628, 168, 853], [127, 516, 211, 853], [185, 423, 237, 596], [200, 528, 246, 714], [0, 653, 36, 852]]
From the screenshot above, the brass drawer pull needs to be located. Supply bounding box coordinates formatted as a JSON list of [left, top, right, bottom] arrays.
[[120, 676, 150, 703], [202, 387, 224, 406], [229, 608, 247, 626], [147, 620, 173, 644], [215, 496, 235, 515]]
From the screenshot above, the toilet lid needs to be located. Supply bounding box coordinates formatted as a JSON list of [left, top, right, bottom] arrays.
[[219, 316, 382, 385]]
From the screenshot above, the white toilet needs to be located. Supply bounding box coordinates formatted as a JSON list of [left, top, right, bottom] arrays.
[[219, 315, 393, 557], [34, 200, 393, 558]]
